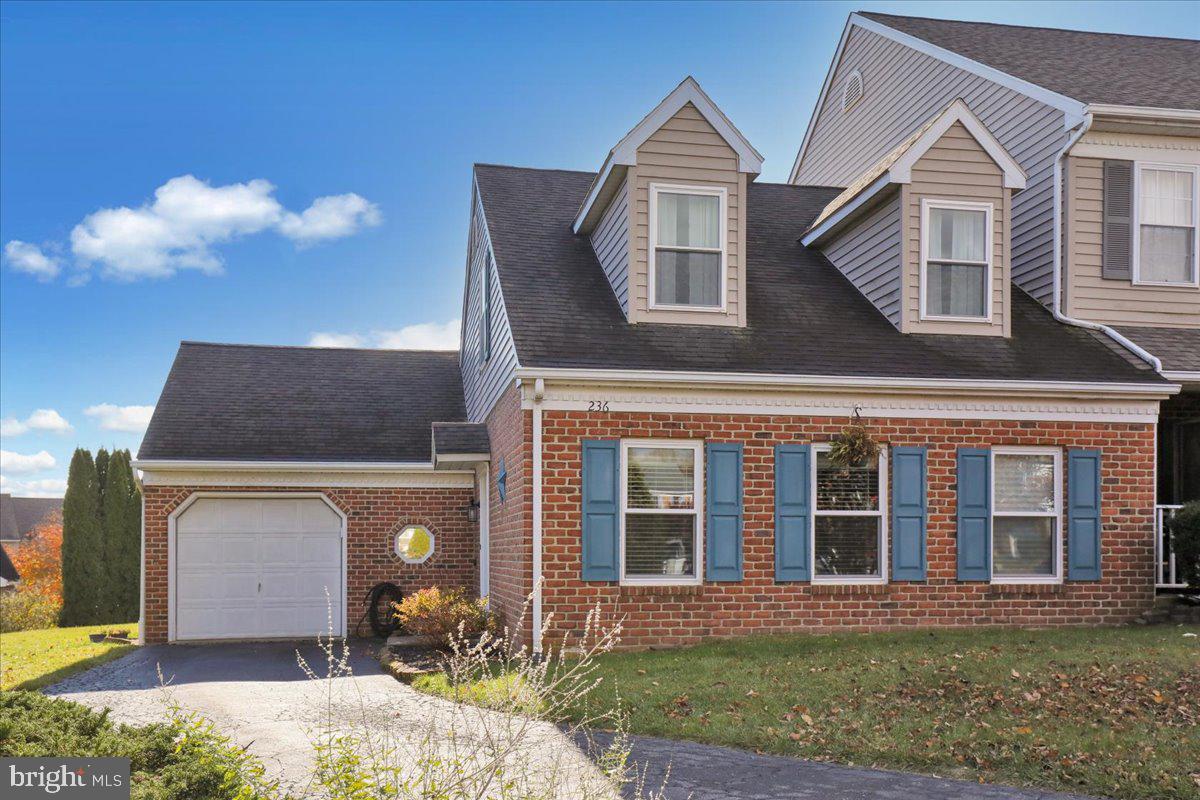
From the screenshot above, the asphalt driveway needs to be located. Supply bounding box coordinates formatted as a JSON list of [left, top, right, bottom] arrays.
[[48, 642, 1100, 800]]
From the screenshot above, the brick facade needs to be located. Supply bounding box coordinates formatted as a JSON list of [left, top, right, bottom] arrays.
[[535, 411, 1158, 649], [142, 484, 477, 644], [483, 383, 534, 640]]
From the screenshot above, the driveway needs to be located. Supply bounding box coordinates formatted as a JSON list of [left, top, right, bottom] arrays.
[[48, 642, 1100, 800]]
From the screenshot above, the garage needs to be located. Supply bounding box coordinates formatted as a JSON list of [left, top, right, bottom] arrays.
[[170, 495, 345, 641]]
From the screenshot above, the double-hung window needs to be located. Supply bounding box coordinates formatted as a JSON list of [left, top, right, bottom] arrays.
[[991, 448, 1062, 583], [920, 199, 993, 321], [1134, 163, 1199, 287], [478, 254, 492, 363], [813, 445, 887, 582], [650, 185, 725, 310], [621, 440, 703, 583]]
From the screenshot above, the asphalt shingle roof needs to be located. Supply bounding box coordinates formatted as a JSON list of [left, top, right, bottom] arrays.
[[0, 494, 61, 542], [1115, 327, 1200, 374], [432, 423, 490, 456], [138, 343, 467, 463], [475, 164, 1165, 385], [859, 12, 1200, 111]]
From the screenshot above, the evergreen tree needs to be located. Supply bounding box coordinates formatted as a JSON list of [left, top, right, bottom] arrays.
[[94, 448, 110, 510], [102, 450, 141, 622], [61, 449, 103, 625]]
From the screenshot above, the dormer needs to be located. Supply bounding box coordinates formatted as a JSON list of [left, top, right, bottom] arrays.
[[803, 100, 1027, 337], [574, 77, 764, 327]]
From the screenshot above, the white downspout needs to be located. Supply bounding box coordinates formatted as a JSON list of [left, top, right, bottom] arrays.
[[531, 377, 545, 654], [1051, 111, 1163, 372]]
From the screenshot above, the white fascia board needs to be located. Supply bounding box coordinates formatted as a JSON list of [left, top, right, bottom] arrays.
[[801, 173, 894, 246], [1162, 371, 1200, 384], [572, 154, 620, 234], [515, 367, 1179, 399], [889, 99, 1027, 189], [131, 459, 445, 473], [1086, 104, 1200, 123], [575, 77, 764, 232]]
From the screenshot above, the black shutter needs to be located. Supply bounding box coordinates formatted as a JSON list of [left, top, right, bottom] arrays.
[[1101, 160, 1133, 280]]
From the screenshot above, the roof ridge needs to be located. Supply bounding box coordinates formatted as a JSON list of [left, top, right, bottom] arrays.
[[179, 340, 460, 355], [859, 11, 1200, 45], [475, 163, 596, 176]]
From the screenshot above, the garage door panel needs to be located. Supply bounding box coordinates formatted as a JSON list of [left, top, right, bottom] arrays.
[[173, 497, 343, 641]]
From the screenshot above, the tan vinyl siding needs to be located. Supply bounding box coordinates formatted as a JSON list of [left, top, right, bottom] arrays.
[[901, 122, 1010, 336], [589, 177, 630, 315], [1065, 156, 1200, 328], [795, 24, 1066, 307], [461, 185, 519, 421], [631, 102, 746, 327], [822, 192, 903, 327]]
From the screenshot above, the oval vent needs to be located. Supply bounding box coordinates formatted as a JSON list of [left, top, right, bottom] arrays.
[[842, 70, 864, 112]]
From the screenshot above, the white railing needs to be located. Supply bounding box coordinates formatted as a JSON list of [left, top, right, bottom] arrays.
[[1156, 504, 1186, 589]]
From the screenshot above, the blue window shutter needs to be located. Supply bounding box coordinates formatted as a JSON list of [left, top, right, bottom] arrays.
[[891, 447, 928, 581], [1068, 449, 1103, 581], [775, 445, 811, 581], [706, 443, 743, 581], [581, 440, 619, 581], [956, 448, 991, 581]]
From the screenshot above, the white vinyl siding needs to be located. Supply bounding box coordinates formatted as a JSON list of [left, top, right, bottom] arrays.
[[590, 177, 631, 315], [821, 192, 903, 327], [794, 24, 1067, 305]]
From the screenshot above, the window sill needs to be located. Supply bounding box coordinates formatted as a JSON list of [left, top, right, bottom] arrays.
[[984, 583, 1065, 598]]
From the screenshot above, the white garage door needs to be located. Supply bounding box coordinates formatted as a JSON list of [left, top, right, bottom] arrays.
[[173, 496, 344, 641]]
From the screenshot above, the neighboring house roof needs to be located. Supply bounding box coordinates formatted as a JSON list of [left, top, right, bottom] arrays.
[[432, 422, 490, 456], [475, 163, 1166, 385], [0, 494, 61, 543], [804, 99, 1026, 243], [0, 545, 17, 584], [1113, 327, 1200, 376], [859, 12, 1200, 111], [138, 342, 467, 463]]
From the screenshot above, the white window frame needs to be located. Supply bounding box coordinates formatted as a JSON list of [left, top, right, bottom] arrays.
[[918, 198, 995, 323], [619, 438, 704, 586], [478, 253, 492, 365], [1131, 162, 1200, 289], [648, 183, 728, 313], [811, 444, 889, 585], [395, 524, 434, 565], [990, 446, 1063, 585]]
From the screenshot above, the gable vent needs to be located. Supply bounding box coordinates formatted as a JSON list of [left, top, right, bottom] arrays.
[[842, 70, 864, 112]]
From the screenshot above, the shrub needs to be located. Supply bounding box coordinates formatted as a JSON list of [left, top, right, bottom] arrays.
[[0, 691, 276, 800], [0, 590, 61, 632], [1167, 501, 1200, 587], [393, 586, 496, 647]]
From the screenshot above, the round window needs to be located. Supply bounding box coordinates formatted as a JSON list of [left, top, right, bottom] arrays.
[[395, 524, 434, 564]]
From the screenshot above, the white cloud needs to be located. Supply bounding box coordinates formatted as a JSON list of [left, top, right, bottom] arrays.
[[0, 450, 56, 474], [0, 409, 73, 437], [0, 475, 67, 498], [278, 193, 381, 245], [4, 241, 62, 280], [83, 404, 155, 433], [7, 174, 382, 282], [307, 319, 460, 351]]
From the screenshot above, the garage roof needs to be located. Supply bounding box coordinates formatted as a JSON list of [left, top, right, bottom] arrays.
[[138, 342, 466, 463]]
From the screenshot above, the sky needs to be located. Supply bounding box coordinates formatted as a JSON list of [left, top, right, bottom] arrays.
[[2, 0, 1197, 497]]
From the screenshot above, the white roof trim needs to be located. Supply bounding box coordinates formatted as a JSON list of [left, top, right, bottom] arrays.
[[890, 99, 1026, 188], [1085, 104, 1200, 123], [1161, 370, 1200, 384], [574, 76, 763, 233], [789, 13, 1087, 184], [800, 173, 893, 247], [132, 459, 446, 473]]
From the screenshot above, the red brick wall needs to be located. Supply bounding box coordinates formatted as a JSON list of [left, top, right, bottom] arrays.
[[142, 484, 477, 644], [484, 383, 534, 641], [537, 412, 1157, 649]]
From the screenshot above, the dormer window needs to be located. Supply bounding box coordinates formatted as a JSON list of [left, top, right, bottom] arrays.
[[650, 184, 726, 310], [920, 199, 993, 321]]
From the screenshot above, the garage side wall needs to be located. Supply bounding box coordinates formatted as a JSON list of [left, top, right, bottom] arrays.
[[142, 484, 477, 644]]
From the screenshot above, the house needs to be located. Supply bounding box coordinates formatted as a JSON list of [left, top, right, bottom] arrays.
[[0, 544, 17, 590], [0, 493, 62, 548], [134, 13, 1198, 648]]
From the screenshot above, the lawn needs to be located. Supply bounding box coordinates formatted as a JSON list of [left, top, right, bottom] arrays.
[[418, 625, 1200, 800], [0, 623, 139, 691]]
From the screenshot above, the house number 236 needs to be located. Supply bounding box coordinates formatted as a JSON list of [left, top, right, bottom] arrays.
[[587, 400, 610, 412]]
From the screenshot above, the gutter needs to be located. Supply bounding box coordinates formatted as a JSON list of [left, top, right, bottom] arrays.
[[530, 377, 545, 654], [132, 459, 455, 472], [1050, 112, 1165, 374]]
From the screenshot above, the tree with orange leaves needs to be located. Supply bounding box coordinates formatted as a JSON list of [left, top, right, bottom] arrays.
[[10, 518, 63, 602]]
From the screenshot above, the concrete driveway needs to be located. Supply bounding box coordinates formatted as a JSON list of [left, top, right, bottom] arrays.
[[48, 642, 1100, 800]]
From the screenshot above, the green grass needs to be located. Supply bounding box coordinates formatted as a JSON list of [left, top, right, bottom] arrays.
[[413, 670, 543, 713], [0, 623, 139, 691], [415, 626, 1200, 800]]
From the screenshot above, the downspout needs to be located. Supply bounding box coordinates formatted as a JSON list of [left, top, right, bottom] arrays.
[[136, 472, 145, 645], [531, 377, 545, 654], [1050, 111, 1163, 372]]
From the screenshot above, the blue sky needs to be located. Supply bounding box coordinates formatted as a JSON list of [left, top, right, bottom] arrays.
[[1, 0, 1196, 496]]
